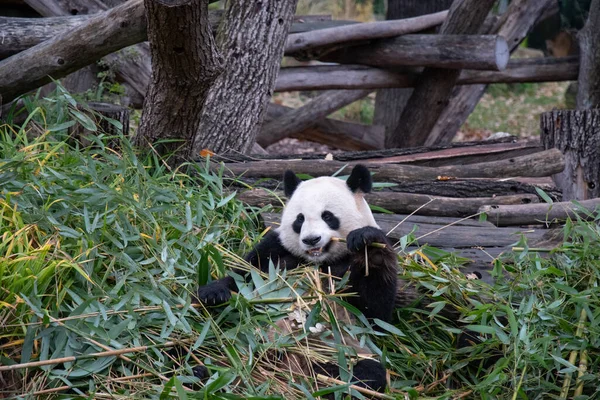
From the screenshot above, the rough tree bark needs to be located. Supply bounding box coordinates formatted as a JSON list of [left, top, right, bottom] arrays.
[[577, 0, 600, 109], [192, 0, 299, 155], [387, 0, 496, 148], [133, 0, 223, 161], [373, 0, 453, 144], [541, 110, 600, 200]]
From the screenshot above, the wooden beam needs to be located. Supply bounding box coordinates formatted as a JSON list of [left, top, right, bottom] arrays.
[[320, 34, 509, 71], [274, 56, 579, 92], [217, 148, 565, 182], [480, 198, 600, 227]]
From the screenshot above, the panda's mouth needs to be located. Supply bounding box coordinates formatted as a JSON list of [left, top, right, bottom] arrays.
[[306, 247, 324, 257]]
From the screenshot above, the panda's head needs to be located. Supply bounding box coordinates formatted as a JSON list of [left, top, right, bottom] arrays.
[[277, 165, 379, 264]]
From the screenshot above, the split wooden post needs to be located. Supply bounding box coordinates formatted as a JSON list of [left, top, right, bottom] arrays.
[[541, 110, 600, 200]]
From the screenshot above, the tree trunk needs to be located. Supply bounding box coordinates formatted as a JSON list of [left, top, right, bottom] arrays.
[[373, 0, 453, 144], [386, 0, 496, 149], [133, 0, 223, 162], [425, 0, 554, 145], [192, 0, 298, 155], [541, 110, 600, 200], [576, 0, 600, 109]]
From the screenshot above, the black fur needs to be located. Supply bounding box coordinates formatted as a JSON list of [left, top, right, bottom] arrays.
[[346, 164, 372, 194], [315, 359, 387, 399], [346, 226, 398, 322], [283, 170, 301, 197], [292, 213, 304, 234], [321, 210, 340, 230]]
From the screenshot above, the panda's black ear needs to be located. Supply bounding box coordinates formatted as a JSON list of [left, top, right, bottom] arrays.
[[283, 170, 301, 197], [346, 164, 372, 193]]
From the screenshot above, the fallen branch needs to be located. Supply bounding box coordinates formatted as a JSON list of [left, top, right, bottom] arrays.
[[217, 149, 565, 182], [480, 198, 600, 227]]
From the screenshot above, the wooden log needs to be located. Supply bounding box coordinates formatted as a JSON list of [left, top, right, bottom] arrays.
[[321, 34, 509, 71], [0, 15, 93, 60], [0, 12, 359, 60], [22, 0, 151, 106], [265, 103, 384, 150], [541, 110, 600, 200], [480, 198, 600, 227], [218, 148, 565, 182], [275, 56, 579, 91], [239, 188, 539, 218], [347, 140, 544, 167], [257, 90, 372, 147], [0, 0, 147, 104], [261, 212, 549, 249], [425, 0, 555, 146], [284, 10, 448, 54]]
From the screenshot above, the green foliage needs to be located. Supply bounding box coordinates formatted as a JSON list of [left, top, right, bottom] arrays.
[[2, 87, 600, 399]]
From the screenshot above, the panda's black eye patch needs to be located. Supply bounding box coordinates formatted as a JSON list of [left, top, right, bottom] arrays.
[[292, 213, 304, 234], [321, 211, 340, 230]]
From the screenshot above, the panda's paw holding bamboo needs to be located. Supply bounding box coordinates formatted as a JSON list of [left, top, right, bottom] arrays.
[[347, 226, 388, 252], [194, 278, 232, 305]]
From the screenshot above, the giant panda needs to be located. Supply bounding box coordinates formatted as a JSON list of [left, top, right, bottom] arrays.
[[195, 164, 398, 395]]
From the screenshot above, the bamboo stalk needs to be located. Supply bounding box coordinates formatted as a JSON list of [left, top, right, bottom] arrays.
[[331, 236, 387, 248], [0, 342, 177, 372], [559, 308, 587, 399], [316, 373, 397, 399]]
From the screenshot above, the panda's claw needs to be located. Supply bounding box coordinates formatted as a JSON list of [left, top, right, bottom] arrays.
[[347, 226, 388, 252], [195, 280, 232, 305]]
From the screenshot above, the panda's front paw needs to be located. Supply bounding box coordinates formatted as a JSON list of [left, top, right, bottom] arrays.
[[194, 278, 232, 305], [346, 226, 388, 252]]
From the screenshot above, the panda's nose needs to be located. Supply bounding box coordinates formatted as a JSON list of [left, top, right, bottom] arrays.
[[302, 236, 321, 246]]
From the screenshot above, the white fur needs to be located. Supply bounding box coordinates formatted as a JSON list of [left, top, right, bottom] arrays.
[[276, 176, 379, 264]]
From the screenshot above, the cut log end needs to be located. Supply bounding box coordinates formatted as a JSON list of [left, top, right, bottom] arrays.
[[495, 36, 509, 71]]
